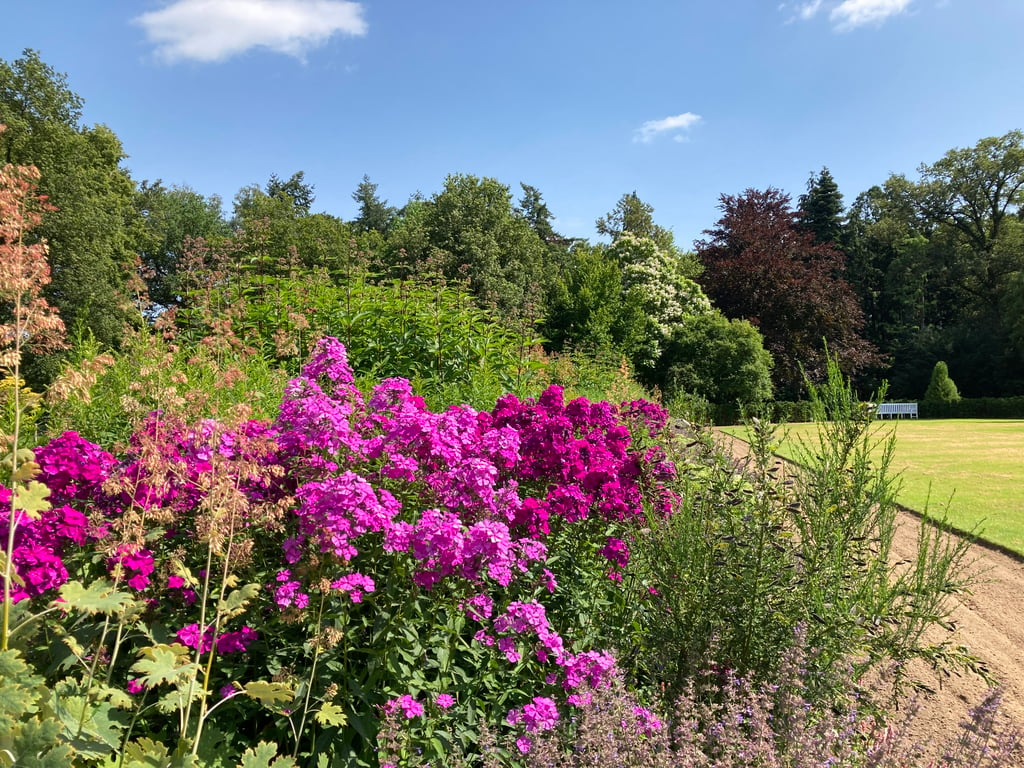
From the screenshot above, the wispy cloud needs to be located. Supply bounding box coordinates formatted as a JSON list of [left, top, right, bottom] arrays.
[[830, 0, 912, 29], [135, 0, 367, 63], [783, 0, 912, 29], [797, 0, 825, 20], [633, 112, 701, 144]]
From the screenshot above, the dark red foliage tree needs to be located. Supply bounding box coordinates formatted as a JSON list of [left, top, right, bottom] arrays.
[[695, 188, 880, 398]]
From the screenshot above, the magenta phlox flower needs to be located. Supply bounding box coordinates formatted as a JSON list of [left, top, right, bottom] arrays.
[[508, 496, 550, 536], [330, 572, 375, 602], [273, 570, 310, 610], [216, 626, 259, 654], [126, 678, 146, 695], [429, 456, 499, 515], [514, 538, 548, 574], [299, 337, 359, 391], [494, 601, 566, 663], [497, 636, 521, 663], [480, 425, 521, 469], [294, 472, 399, 562], [435, 693, 455, 709], [560, 650, 617, 690], [34, 431, 117, 505], [177, 622, 215, 653], [461, 593, 494, 622], [367, 377, 426, 421], [385, 694, 424, 719], [408, 507, 465, 587], [599, 537, 630, 571], [276, 377, 365, 458], [108, 545, 155, 591], [629, 705, 663, 735], [508, 696, 559, 732], [619, 399, 670, 437], [462, 518, 514, 584], [545, 485, 589, 523], [6, 545, 67, 601]]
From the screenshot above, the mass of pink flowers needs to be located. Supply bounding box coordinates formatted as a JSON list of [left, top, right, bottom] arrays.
[[2, 336, 676, 752]]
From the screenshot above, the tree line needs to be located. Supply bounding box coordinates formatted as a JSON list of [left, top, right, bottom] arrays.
[[3, 48, 1023, 404]]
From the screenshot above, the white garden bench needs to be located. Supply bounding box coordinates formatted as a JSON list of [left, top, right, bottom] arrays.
[[875, 402, 918, 419]]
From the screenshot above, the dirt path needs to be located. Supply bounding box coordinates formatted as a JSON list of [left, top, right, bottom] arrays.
[[712, 429, 1024, 750]]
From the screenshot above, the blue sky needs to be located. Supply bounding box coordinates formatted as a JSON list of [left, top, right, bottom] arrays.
[[3, 1, 1022, 246]]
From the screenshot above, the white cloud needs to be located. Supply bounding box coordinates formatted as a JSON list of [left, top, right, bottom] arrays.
[[135, 0, 367, 63], [633, 112, 701, 144], [830, 0, 911, 30], [797, 0, 825, 20]]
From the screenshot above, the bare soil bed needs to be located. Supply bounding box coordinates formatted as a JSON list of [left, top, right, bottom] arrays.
[[712, 429, 1024, 756]]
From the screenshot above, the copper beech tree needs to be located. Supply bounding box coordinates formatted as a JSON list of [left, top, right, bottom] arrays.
[[695, 187, 880, 398]]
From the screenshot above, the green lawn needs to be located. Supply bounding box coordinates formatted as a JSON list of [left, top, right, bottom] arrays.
[[720, 419, 1024, 557]]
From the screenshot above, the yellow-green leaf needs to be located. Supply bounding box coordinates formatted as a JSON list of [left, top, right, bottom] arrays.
[[131, 644, 199, 688], [12, 480, 51, 519], [11, 460, 40, 483], [58, 580, 135, 616], [0, 552, 24, 586], [314, 702, 347, 727], [243, 681, 295, 706], [217, 583, 261, 619]]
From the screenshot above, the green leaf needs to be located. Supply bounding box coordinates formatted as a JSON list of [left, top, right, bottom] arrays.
[[217, 583, 261, 619], [243, 681, 295, 706], [313, 702, 347, 728], [131, 644, 199, 688], [0, 649, 29, 678], [58, 579, 135, 616], [12, 479, 50, 519], [122, 737, 171, 767], [10, 459, 39, 483], [238, 741, 298, 768]]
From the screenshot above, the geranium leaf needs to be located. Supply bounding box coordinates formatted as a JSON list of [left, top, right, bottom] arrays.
[[314, 702, 347, 728], [131, 644, 199, 688], [12, 479, 50, 519], [58, 580, 134, 616], [238, 741, 298, 768], [243, 681, 295, 706]]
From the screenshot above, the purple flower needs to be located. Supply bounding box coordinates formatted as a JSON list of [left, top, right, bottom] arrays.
[[435, 693, 455, 709]]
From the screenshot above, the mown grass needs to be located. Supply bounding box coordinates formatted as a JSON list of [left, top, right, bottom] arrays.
[[720, 419, 1024, 557]]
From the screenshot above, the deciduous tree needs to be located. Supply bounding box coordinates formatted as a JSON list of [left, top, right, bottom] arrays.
[[696, 187, 879, 398]]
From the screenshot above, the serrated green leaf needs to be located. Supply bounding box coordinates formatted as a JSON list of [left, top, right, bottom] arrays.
[[0, 683, 37, 722], [0, 552, 23, 586], [217, 583, 261, 619], [238, 741, 298, 768], [122, 737, 171, 767], [11, 459, 39, 483], [12, 479, 50, 519], [131, 644, 200, 688], [58, 579, 135, 616], [313, 702, 347, 727], [243, 681, 295, 706], [0, 649, 29, 678], [95, 684, 135, 710]]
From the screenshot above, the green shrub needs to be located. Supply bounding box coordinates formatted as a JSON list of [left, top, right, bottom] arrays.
[[924, 360, 960, 404]]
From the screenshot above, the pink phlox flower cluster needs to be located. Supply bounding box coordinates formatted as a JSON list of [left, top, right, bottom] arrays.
[[462, 518, 514, 584], [330, 572, 375, 603], [407, 508, 465, 588], [628, 705, 664, 735], [560, 649, 617, 691], [434, 693, 455, 709], [493, 601, 566, 665], [109, 545, 155, 591], [428, 456, 500, 515], [385, 694, 424, 719], [507, 696, 559, 732], [273, 569, 309, 610], [599, 537, 630, 581], [276, 377, 366, 459], [166, 575, 197, 605], [619, 399, 670, 437], [461, 593, 494, 622], [176, 622, 258, 654], [299, 337, 359, 392], [294, 471, 400, 562], [34, 431, 117, 505], [216, 626, 259, 654]]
